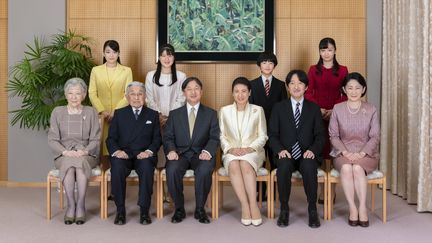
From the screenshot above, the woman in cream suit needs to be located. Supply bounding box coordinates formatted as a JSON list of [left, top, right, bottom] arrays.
[[89, 40, 132, 155], [219, 77, 268, 226]]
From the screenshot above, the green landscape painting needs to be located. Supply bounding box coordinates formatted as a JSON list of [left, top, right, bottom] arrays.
[[168, 0, 265, 52]]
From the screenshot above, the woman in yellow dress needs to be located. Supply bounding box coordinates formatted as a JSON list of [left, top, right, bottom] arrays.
[[89, 40, 132, 155]]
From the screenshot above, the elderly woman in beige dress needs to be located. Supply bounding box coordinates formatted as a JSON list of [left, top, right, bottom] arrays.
[[329, 72, 380, 227], [219, 77, 268, 226], [48, 78, 101, 225]]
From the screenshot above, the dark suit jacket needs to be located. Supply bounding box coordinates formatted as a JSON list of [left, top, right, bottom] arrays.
[[249, 76, 288, 124], [268, 99, 325, 164], [163, 104, 220, 158], [106, 105, 161, 162]]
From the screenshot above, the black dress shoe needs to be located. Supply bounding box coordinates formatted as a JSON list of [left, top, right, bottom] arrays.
[[114, 212, 126, 225], [140, 212, 152, 225], [277, 210, 289, 227], [107, 194, 115, 201], [171, 208, 186, 223], [194, 207, 210, 224], [308, 211, 321, 228]]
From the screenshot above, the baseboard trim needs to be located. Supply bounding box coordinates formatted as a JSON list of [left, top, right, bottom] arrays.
[[0, 181, 102, 188], [0, 181, 45, 187]]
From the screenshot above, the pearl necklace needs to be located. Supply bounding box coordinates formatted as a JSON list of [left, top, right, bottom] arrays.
[[346, 102, 361, 115]]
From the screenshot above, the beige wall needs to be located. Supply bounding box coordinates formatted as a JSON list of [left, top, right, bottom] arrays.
[[0, 0, 7, 180], [67, 0, 366, 110]]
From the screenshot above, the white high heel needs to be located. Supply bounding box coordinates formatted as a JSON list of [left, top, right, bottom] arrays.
[[251, 218, 262, 226], [241, 218, 252, 226]]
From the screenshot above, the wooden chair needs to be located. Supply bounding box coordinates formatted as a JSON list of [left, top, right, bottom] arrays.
[[269, 168, 328, 220], [46, 167, 104, 220], [102, 168, 160, 219], [327, 168, 387, 223], [213, 167, 271, 219], [157, 169, 214, 219], [46, 116, 105, 220]]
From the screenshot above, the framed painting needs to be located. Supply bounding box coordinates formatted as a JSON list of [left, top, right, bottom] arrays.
[[158, 0, 274, 62]]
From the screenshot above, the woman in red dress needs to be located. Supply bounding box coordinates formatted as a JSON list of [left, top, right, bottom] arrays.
[[306, 37, 348, 203]]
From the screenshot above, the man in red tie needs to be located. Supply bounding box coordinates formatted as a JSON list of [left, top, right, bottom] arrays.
[[249, 52, 287, 199]]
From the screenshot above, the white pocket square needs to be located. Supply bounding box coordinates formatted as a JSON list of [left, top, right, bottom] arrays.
[[146, 120, 152, 124]]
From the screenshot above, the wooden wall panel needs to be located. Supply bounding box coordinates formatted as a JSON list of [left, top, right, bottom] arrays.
[[275, 0, 291, 19], [214, 64, 257, 109], [67, 0, 366, 113], [0, 0, 7, 180], [290, 19, 366, 74], [177, 64, 217, 108], [68, 0, 141, 19], [0, 0, 6, 18], [68, 19, 143, 81], [274, 18, 291, 81], [140, 19, 157, 78], [291, 0, 365, 18]]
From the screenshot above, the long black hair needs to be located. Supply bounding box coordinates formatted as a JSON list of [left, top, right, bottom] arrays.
[[102, 40, 121, 64], [315, 37, 340, 76], [153, 43, 178, 87]]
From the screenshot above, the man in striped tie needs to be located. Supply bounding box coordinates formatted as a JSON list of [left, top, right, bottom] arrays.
[[269, 70, 325, 228], [249, 52, 287, 201]]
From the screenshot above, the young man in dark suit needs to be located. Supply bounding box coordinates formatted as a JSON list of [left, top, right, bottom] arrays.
[[269, 70, 325, 228], [163, 77, 220, 224], [249, 52, 287, 198], [106, 82, 161, 225]]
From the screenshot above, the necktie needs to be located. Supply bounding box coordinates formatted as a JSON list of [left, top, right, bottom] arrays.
[[188, 107, 196, 138], [292, 102, 301, 160], [134, 109, 139, 120], [265, 79, 270, 96]]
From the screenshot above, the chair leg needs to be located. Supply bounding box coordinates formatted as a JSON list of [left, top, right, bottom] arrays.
[[323, 179, 328, 220], [215, 179, 219, 218], [104, 176, 108, 219], [99, 180, 104, 219], [383, 178, 387, 223], [47, 177, 51, 220], [371, 184, 375, 211], [156, 173, 160, 219], [258, 181, 262, 209], [266, 178, 271, 219], [328, 181, 333, 220], [269, 173, 275, 219], [59, 181, 64, 209]]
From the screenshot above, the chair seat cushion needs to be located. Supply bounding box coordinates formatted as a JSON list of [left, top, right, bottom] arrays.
[[218, 167, 269, 177], [273, 168, 325, 178], [330, 168, 384, 180], [160, 169, 195, 178], [49, 166, 102, 177]]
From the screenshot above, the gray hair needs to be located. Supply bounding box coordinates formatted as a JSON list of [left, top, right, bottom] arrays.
[[64, 77, 88, 95], [126, 81, 145, 94]]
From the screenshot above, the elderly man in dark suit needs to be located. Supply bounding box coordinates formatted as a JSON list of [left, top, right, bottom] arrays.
[[269, 70, 325, 228], [163, 77, 220, 224], [106, 81, 161, 225]]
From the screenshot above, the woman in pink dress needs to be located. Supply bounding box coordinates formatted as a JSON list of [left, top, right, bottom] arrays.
[[329, 72, 380, 227]]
